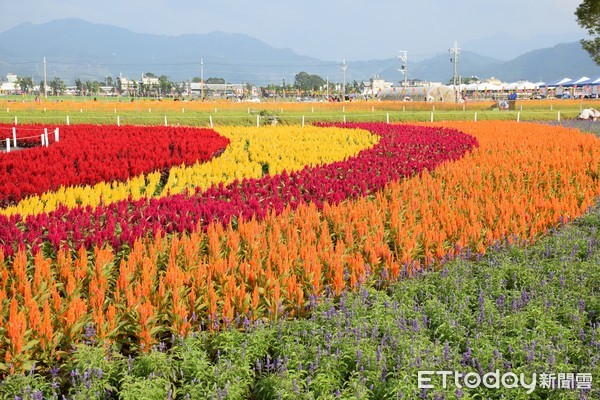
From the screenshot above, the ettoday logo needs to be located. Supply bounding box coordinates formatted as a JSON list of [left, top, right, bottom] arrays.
[[418, 370, 537, 394], [418, 370, 593, 394]]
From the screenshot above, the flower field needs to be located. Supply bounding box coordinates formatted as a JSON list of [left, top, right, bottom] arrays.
[[1, 125, 378, 217], [0, 124, 230, 207], [0, 120, 599, 398]]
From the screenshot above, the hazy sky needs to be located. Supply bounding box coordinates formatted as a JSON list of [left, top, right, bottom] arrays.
[[0, 0, 586, 60]]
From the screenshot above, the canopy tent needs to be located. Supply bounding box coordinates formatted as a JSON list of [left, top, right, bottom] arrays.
[[447, 84, 468, 92], [465, 83, 479, 91], [546, 77, 572, 88], [563, 76, 591, 87], [504, 81, 538, 90], [476, 82, 503, 91], [462, 82, 503, 91], [533, 81, 546, 88]]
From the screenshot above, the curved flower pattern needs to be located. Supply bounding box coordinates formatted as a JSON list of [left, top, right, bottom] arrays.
[[0, 124, 230, 207], [0, 123, 476, 255]]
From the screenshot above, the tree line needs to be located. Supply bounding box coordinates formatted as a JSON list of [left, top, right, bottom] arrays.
[[13, 71, 364, 99]]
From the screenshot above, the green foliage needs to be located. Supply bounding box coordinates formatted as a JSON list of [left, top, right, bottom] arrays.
[[575, 0, 600, 64], [294, 71, 327, 92]]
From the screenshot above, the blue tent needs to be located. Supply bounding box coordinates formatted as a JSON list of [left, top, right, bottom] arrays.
[[546, 77, 572, 87], [563, 76, 591, 87]]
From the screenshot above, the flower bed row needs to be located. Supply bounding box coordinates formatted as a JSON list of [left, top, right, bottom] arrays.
[[2, 126, 378, 218], [0, 123, 476, 255], [0, 124, 230, 207]]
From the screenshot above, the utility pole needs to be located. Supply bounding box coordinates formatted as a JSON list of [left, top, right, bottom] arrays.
[[43, 57, 47, 98], [449, 41, 460, 102], [200, 58, 204, 99], [398, 50, 408, 88], [341, 59, 347, 101]]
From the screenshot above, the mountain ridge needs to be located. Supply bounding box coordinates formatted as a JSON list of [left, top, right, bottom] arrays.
[[0, 18, 598, 85]]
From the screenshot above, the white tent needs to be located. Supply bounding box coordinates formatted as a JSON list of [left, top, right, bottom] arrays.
[[546, 77, 572, 88], [465, 83, 479, 91], [568, 76, 591, 87], [426, 85, 455, 102], [476, 82, 503, 91], [505, 81, 537, 90]]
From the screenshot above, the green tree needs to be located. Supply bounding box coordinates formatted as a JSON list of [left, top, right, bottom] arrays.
[[17, 77, 33, 93], [158, 75, 173, 96], [294, 72, 326, 92], [575, 0, 600, 64], [75, 78, 84, 95], [48, 77, 66, 96]]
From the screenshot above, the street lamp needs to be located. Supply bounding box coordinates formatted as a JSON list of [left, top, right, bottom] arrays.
[[398, 50, 408, 88], [341, 59, 347, 101]]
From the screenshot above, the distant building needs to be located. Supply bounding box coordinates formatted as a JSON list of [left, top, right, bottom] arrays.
[[190, 82, 245, 98], [0, 82, 15, 93], [0, 74, 17, 93], [141, 74, 159, 86], [118, 76, 136, 95], [362, 75, 394, 97]]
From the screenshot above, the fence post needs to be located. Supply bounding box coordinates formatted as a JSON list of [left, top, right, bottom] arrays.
[[12, 127, 16, 148], [302, 116, 305, 127], [517, 111, 520, 122], [41, 134, 45, 147], [6, 138, 10, 153], [256, 115, 260, 127], [343, 114, 346, 124], [182, 108, 185, 113], [54, 128, 59, 142], [372, 106, 375, 112], [14, 116, 17, 125], [209, 115, 213, 128], [474, 112, 477, 122], [164, 116, 168, 126], [117, 116, 120, 126], [44, 128, 49, 147], [386, 113, 390, 124], [66, 115, 70, 125], [148, 108, 151, 113], [557, 111, 561, 122], [80, 109, 83, 113], [343, 106, 346, 113], [430, 111, 434, 122]]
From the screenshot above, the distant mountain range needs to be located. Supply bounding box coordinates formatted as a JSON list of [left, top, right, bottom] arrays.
[[0, 18, 598, 86]]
